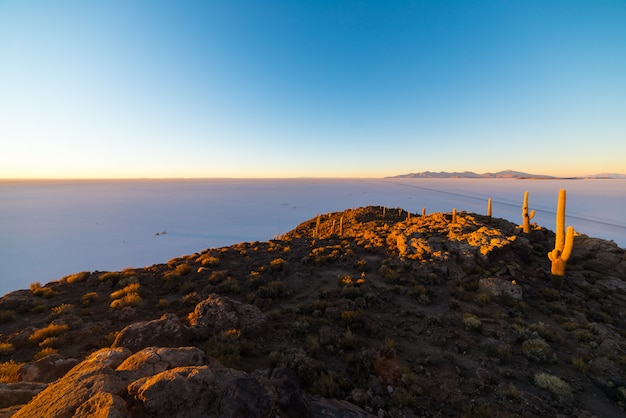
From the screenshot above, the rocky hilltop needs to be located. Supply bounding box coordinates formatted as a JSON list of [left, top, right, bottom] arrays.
[[1, 206, 625, 417]]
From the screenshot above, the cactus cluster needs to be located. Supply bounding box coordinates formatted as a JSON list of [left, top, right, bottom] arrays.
[[548, 189, 574, 276]]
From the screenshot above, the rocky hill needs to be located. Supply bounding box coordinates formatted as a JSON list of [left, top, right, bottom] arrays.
[[0, 206, 625, 417]]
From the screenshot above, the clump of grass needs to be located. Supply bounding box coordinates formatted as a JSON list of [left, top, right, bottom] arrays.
[[528, 322, 564, 343], [81, 292, 99, 305], [175, 263, 191, 276], [0, 343, 15, 355], [521, 338, 555, 363], [341, 310, 363, 329], [0, 310, 16, 323], [110, 283, 140, 300], [202, 329, 242, 368], [51, 303, 73, 316], [504, 383, 521, 402], [572, 355, 590, 373], [181, 292, 201, 306], [534, 372, 573, 403], [33, 347, 58, 361], [463, 313, 482, 331], [215, 277, 241, 294], [269, 258, 288, 272], [99, 272, 125, 284], [378, 265, 400, 284], [30, 282, 53, 298], [339, 329, 358, 350], [475, 292, 491, 306], [258, 280, 291, 299], [157, 298, 169, 309], [196, 254, 220, 267], [540, 287, 560, 301], [29, 324, 69, 345], [63, 271, 89, 284], [110, 293, 142, 309], [38, 335, 67, 348], [408, 285, 431, 305], [0, 360, 22, 383]]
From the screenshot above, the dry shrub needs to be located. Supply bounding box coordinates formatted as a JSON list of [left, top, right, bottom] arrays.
[[0, 360, 22, 383], [33, 347, 58, 361], [64, 271, 89, 283], [29, 324, 69, 345], [110, 293, 141, 309], [110, 283, 140, 300]]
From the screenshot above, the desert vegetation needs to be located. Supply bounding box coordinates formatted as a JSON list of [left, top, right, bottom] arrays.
[[0, 205, 624, 417]]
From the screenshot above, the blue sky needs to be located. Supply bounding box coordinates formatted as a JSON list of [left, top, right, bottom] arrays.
[[1, 0, 625, 178]]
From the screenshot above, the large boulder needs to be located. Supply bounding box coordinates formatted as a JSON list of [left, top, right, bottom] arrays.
[[188, 294, 268, 337], [112, 314, 191, 352], [0, 382, 47, 409], [127, 366, 217, 417], [13, 348, 132, 418], [13, 346, 372, 418], [18, 354, 79, 383], [116, 347, 205, 381]]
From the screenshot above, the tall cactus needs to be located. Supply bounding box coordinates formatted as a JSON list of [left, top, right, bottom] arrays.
[[487, 198, 492, 223], [548, 189, 574, 276], [521, 191, 535, 233]]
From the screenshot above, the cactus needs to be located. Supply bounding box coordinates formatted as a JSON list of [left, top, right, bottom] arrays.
[[451, 208, 457, 224], [521, 191, 535, 233], [487, 198, 492, 223], [547, 189, 574, 276], [339, 216, 343, 236], [422, 207, 426, 217], [315, 215, 320, 237]]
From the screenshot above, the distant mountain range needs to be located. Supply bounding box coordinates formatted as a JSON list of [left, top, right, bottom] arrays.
[[389, 170, 626, 179]]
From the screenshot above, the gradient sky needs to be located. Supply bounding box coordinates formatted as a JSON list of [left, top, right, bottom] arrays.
[[1, 0, 625, 178]]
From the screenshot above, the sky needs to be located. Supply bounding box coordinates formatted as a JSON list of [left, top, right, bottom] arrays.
[[1, 0, 625, 178]]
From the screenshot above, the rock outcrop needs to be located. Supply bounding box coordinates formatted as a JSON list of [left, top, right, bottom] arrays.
[[112, 314, 190, 352], [13, 346, 372, 417]]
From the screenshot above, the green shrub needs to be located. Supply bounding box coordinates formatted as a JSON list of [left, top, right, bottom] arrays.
[[528, 322, 563, 343], [534, 372, 573, 403], [216, 277, 241, 294], [475, 292, 491, 306], [521, 338, 554, 363], [202, 329, 241, 368], [378, 265, 400, 283], [463, 313, 482, 331]]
